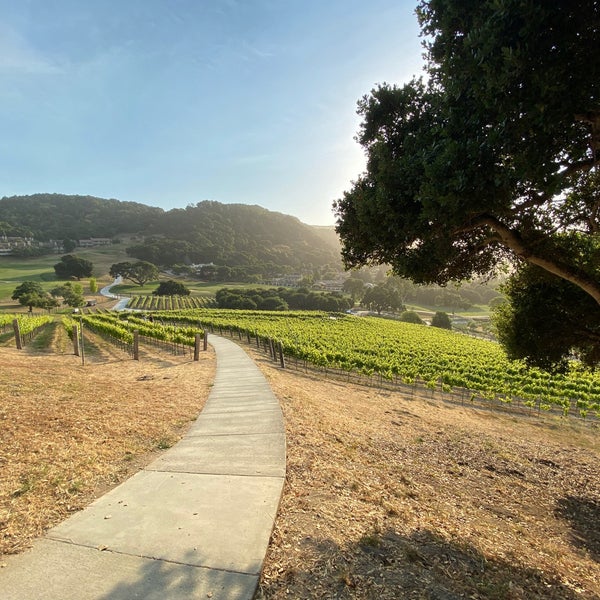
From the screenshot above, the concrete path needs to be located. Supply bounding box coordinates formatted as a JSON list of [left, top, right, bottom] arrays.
[[0, 336, 286, 600]]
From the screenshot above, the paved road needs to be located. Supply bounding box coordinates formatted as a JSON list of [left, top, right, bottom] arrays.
[[0, 335, 286, 600], [99, 276, 131, 310]]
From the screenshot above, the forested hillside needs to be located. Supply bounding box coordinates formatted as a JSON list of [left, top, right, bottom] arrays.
[[126, 201, 341, 270], [0, 194, 342, 273], [0, 194, 162, 240]]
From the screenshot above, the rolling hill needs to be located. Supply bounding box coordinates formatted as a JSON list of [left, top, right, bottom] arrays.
[[0, 194, 342, 274]]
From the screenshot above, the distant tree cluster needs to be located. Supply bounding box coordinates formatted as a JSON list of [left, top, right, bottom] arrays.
[[0, 193, 162, 240], [10, 246, 51, 258], [124, 202, 342, 273], [153, 280, 191, 296], [11, 282, 58, 311], [11, 280, 90, 311], [110, 261, 159, 286], [53, 255, 93, 280], [215, 287, 352, 312], [399, 311, 425, 325], [345, 275, 501, 312], [50, 282, 85, 308]]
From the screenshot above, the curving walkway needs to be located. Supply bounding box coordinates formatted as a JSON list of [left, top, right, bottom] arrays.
[[0, 336, 286, 600]]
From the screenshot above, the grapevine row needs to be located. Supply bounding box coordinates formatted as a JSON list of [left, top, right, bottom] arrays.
[[1, 314, 54, 346], [141, 309, 600, 418], [125, 295, 215, 311], [81, 313, 204, 348]]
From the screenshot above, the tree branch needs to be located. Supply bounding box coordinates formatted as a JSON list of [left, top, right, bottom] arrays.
[[474, 215, 600, 305]]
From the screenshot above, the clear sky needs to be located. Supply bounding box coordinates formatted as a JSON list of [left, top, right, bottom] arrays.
[[0, 0, 424, 226]]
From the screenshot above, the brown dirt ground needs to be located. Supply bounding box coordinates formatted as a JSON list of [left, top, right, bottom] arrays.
[[1, 328, 599, 599]]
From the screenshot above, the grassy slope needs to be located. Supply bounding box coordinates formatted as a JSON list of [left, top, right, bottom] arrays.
[[0, 242, 132, 299], [0, 243, 231, 307]]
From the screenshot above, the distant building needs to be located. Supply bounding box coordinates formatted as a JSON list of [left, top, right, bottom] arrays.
[[77, 238, 112, 248], [264, 274, 304, 287], [0, 235, 34, 255], [313, 278, 345, 292]]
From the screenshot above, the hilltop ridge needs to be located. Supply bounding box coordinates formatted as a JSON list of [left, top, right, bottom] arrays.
[[0, 194, 342, 274]]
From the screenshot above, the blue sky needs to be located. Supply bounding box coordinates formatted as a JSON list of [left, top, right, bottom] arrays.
[[0, 0, 424, 225]]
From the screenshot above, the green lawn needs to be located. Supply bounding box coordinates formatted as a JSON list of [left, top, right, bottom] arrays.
[[0, 244, 258, 305], [113, 281, 269, 297], [0, 242, 132, 301]]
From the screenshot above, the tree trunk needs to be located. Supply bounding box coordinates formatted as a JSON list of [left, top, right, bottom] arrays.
[[479, 215, 600, 305]]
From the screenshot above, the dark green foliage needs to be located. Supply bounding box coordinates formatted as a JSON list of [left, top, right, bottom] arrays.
[[11, 281, 59, 310], [215, 287, 352, 312], [0, 195, 342, 276], [493, 266, 600, 371], [431, 311, 452, 330], [110, 261, 159, 286], [53, 255, 93, 280], [334, 1, 600, 307], [153, 280, 191, 296], [399, 311, 425, 325], [12, 281, 44, 301], [125, 201, 341, 272], [343, 277, 366, 303], [50, 282, 85, 308], [0, 194, 162, 240], [361, 280, 406, 314], [362, 284, 400, 315], [10, 246, 51, 258], [259, 296, 289, 311], [62, 238, 77, 252]]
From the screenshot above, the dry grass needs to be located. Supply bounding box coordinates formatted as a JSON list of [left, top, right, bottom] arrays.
[[250, 352, 600, 600], [1, 329, 599, 599], [0, 326, 215, 557]]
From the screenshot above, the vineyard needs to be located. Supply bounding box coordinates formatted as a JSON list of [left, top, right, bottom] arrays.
[[124, 295, 215, 311], [4, 308, 600, 419], [116, 309, 600, 419], [1, 313, 54, 346]]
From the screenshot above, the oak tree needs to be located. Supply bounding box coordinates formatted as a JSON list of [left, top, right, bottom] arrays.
[[334, 0, 600, 366], [110, 261, 159, 286]]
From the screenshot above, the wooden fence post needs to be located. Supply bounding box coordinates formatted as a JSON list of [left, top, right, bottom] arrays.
[[12, 319, 22, 350], [278, 342, 286, 369], [194, 333, 201, 361], [133, 330, 139, 361], [203, 330, 208, 351], [73, 324, 80, 356]]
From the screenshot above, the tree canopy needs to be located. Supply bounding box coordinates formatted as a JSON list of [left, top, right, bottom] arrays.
[[11, 281, 59, 311], [53, 255, 93, 280], [431, 311, 452, 330], [50, 282, 85, 308], [362, 282, 405, 315], [110, 261, 159, 286], [493, 266, 600, 371], [0, 194, 162, 240], [215, 287, 352, 312], [334, 0, 600, 306], [153, 280, 191, 296]]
